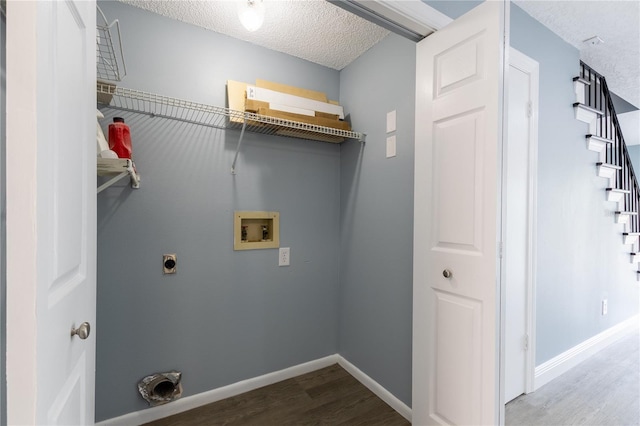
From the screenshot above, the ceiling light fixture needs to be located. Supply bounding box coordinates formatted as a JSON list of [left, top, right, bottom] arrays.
[[238, 0, 265, 32]]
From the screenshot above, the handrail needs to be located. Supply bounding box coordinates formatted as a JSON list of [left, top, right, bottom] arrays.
[[580, 61, 639, 233]]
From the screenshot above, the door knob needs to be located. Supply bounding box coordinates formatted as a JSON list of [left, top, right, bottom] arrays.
[[442, 269, 453, 279], [71, 322, 91, 340]]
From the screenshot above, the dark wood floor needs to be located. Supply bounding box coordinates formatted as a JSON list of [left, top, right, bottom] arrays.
[[144, 364, 409, 426], [506, 330, 640, 425]]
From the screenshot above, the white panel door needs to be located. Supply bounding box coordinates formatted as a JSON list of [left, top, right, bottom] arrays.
[[504, 48, 538, 403], [413, 2, 507, 425], [6, 0, 96, 424]]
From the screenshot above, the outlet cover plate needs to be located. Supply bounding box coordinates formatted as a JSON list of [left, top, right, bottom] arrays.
[[279, 247, 290, 266], [386, 110, 396, 133], [386, 135, 397, 158]]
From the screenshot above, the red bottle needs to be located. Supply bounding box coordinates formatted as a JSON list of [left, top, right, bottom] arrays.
[[108, 117, 132, 159]]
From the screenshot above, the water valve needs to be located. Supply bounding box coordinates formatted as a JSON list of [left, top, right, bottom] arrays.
[[163, 254, 177, 274]]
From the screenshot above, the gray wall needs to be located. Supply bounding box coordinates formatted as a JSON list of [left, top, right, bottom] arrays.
[[510, 5, 639, 365], [1, 8, 5, 426], [423, 1, 482, 19], [96, 2, 341, 420], [338, 33, 415, 407], [611, 92, 638, 115]]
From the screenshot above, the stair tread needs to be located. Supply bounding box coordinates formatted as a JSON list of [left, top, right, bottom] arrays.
[[607, 188, 631, 193], [597, 162, 623, 170], [616, 211, 639, 215], [574, 102, 604, 116], [623, 232, 640, 236], [586, 134, 614, 143], [573, 76, 591, 85]]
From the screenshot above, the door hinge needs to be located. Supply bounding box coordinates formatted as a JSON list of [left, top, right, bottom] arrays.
[[524, 334, 529, 351], [527, 101, 533, 118], [498, 241, 503, 259]]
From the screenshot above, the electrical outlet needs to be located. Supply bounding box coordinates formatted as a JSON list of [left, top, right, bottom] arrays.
[[279, 247, 290, 266], [602, 298, 608, 316], [163, 254, 177, 274]]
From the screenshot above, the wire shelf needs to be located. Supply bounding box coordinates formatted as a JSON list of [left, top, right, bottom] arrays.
[[96, 83, 365, 143], [97, 6, 127, 82]]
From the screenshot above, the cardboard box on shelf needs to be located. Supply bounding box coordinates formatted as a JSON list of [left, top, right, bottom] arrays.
[[226, 79, 351, 142]]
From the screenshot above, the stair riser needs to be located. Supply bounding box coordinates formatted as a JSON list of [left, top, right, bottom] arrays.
[[623, 235, 640, 246], [607, 191, 627, 203], [587, 140, 606, 153], [574, 106, 599, 124], [616, 214, 631, 225], [598, 166, 617, 180], [574, 80, 587, 105], [631, 254, 640, 264], [587, 136, 613, 154]]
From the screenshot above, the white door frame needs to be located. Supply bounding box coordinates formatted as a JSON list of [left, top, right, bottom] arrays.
[[503, 47, 539, 397], [6, 2, 40, 422]]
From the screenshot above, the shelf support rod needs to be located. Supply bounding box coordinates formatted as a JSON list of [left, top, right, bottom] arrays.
[[97, 171, 129, 194], [127, 160, 140, 189], [231, 117, 248, 175]]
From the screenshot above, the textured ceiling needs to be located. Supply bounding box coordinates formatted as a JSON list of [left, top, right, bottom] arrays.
[[515, 0, 640, 109], [119, 0, 639, 109], [118, 0, 390, 70]]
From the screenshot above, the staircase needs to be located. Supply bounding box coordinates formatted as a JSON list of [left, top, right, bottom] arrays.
[[573, 61, 640, 279]]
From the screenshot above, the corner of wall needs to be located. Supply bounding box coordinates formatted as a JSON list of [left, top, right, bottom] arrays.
[[1, 9, 7, 426], [337, 32, 416, 407]]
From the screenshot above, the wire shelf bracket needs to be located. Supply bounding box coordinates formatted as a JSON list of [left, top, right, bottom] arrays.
[[96, 83, 366, 174], [97, 158, 140, 193], [231, 120, 248, 175]]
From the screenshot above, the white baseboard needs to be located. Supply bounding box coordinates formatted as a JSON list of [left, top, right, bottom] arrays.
[[96, 355, 340, 426], [96, 353, 413, 425], [534, 315, 639, 390], [337, 355, 412, 422]]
